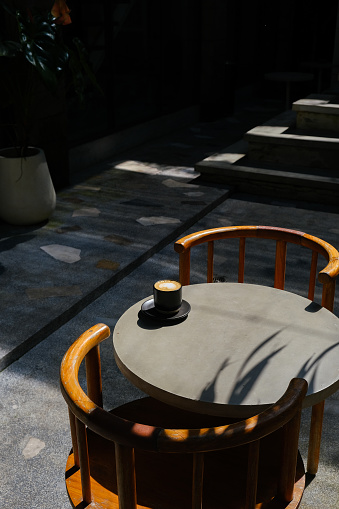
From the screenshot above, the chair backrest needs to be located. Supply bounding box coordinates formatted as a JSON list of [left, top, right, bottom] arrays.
[[174, 225, 339, 312], [60, 323, 308, 509]]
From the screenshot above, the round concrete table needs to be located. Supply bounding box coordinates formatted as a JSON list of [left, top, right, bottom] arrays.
[[113, 283, 339, 418]]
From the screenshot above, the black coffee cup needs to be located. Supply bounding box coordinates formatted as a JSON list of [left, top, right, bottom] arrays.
[[153, 280, 182, 315]]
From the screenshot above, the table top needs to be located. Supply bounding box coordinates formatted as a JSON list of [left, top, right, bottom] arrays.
[[113, 283, 339, 417]]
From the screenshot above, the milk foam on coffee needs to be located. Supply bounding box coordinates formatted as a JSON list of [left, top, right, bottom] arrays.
[[154, 280, 181, 291]]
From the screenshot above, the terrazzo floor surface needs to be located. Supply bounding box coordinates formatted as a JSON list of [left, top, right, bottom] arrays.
[[0, 163, 229, 370], [1, 98, 339, 508], [2, 194, 339, 508]]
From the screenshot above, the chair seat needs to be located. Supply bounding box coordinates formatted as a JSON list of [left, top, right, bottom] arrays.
[[65, 398, 305, 509]]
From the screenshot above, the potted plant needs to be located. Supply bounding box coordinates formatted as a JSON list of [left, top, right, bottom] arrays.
[[0, 0, 98, 225]]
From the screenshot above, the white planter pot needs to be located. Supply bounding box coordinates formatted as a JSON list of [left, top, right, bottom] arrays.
[[0, 147, 56, 225]]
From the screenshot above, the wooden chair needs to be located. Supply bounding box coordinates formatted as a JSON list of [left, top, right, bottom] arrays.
[[174, 225, 339, 475], [60, 323, 308, 509]]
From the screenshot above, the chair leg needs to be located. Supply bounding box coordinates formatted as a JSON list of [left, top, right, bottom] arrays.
[[68, 408, 79, 467], [307, 401, 325, 475], [75, 418, 92, 504]]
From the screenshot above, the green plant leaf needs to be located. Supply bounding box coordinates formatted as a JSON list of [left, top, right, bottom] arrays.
[[16, 9, 69, 91], [0, 1, 103, 153]]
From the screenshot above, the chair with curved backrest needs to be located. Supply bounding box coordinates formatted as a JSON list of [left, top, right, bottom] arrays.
[[174, 225, 339, 476], [60, 323, 308, 509]]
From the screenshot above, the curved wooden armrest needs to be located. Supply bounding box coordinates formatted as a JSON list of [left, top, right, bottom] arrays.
[[302, 234, 339, 283], [174, 226, 258, 252], [60, 323, 161, 450], [174, 226, 339, 285]]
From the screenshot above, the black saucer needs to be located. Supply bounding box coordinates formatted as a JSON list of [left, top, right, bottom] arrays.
[[140, 298, 191, 323]]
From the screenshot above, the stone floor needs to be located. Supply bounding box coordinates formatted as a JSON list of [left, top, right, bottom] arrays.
[[1, 95, 339, 508]]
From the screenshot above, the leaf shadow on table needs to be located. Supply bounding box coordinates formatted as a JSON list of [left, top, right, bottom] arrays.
[[198, 329, 339, 406], [294, 342, 339, 396], [199, 358, 231, 404], [228, 330, 286, 405]]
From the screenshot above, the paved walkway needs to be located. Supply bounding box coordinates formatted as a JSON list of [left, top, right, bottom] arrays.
[[1, 97, 339, 508]]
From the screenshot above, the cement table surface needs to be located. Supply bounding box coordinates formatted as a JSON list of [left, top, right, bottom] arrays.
[[113, 283, 339, 417]]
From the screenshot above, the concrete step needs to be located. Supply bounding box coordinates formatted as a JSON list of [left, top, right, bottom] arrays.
[[195, 138, 339, 204], [244, 109, 339, 171], [293, 94, 339, 131]]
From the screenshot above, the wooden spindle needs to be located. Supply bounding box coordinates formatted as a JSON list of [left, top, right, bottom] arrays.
[[321, 280, 336, 312], [279, 409, 302, 502], [179, 250, 191, 286], [308, 251, 318, 301], [85, 345, 103, 407], [307, 401, 325, 475], [238, 237, 246, 283], [274, 240, 287, 290], [115, 443, 137, 509], [75, 417, 92, 504], [192, 452, 204, 509], [207, 241, 214, 283]]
